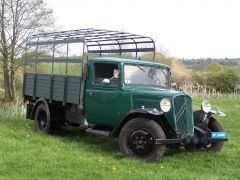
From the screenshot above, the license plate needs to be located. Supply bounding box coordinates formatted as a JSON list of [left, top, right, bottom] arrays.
[[211, 132, 226, 139]]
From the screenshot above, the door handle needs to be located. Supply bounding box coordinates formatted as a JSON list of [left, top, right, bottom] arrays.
[[89, 92, 93, 96]]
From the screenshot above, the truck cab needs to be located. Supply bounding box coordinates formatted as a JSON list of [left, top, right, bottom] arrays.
[[85, 57, 193, 137]]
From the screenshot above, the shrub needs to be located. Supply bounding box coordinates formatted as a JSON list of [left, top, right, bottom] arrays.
[[207, 68, 239, 92]]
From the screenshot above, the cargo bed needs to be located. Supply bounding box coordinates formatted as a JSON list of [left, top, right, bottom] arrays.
[[23, 73, 81, 105]]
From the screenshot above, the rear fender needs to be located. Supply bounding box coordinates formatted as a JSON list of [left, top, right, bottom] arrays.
[[30, 98, 50, 123]]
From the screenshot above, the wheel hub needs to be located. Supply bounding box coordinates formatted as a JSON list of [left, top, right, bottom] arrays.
[[128, 129, 155, 156], [38, 111, 47, 131]]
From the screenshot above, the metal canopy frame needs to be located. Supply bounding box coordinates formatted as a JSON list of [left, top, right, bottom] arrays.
[[25, 28, 156, 77], [26, 28, 156, 60]]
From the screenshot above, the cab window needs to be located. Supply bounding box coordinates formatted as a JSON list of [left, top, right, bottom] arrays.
[[94, 63, 119, 86]]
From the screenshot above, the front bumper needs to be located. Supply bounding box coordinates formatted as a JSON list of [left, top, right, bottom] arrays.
[[155, 136, 228, 145], [155, 138, 182, 145]]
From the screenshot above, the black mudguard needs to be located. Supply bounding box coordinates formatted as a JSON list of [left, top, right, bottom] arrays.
[[30, 98, 50, 121], [193, 110, 209, 134], [110, 108, 164, 136]]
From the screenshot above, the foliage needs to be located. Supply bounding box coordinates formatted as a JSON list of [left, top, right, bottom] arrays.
[[0, 0, 54, 100], [207, 68, 239, 92], [193, 72, 206, 86], [0, 102, 24, 119], [0, 98, 239, 179], [193, 62, 240, 92], [206, 61, 224, 72], [170, 59, 192, 87]]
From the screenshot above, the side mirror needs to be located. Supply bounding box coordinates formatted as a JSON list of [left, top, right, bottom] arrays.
[[102, 78, 110, 85]]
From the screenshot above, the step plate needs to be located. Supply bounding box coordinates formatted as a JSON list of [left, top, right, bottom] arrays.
[[85, 128, 111, 137]]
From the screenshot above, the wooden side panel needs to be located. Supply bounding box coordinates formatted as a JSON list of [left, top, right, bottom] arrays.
[[23, 73, 81, 105], [36, 74, 51, 99], [24, 73, 35, 96], [52, 75, 65, 101], [66, 76, 81, 104]]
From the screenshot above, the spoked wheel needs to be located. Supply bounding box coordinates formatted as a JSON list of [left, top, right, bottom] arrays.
[[119, 118, 166, 162]]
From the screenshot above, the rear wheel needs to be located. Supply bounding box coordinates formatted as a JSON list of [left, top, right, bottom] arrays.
[[35, 103, 62, 134], [119, 118, 166, 162]]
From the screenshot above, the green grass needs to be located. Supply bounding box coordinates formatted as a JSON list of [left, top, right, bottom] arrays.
[[0, 98, 239, 179]]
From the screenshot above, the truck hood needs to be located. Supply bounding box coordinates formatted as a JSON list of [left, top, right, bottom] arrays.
[[124, 85, 194, 136], [124, 86, 188, 98]]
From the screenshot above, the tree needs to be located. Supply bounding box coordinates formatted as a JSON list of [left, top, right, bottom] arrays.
[[0, 0, 54, 100]]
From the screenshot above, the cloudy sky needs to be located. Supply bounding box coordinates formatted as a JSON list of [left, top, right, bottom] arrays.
[[47, 0, 240, 59]]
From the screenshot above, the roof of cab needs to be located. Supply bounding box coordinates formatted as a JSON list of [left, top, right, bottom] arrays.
[[90, 57, 169, 68]]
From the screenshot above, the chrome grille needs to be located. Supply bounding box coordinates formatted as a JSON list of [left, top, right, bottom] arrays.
[[174, 95, 193, 136]]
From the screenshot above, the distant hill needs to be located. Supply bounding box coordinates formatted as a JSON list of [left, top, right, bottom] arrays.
[[180, 58, 240, 71]]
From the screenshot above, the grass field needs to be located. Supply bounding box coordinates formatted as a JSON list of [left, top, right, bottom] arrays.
[[0, 98, 239, 179]]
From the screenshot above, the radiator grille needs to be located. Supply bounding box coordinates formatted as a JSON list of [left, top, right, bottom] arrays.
[[174, 95, 193, 136]]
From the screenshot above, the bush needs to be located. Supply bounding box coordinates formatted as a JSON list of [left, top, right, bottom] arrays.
[[193, 72, 206, 86], [207, 68, 239, 92], [192, 62, 239, 92]]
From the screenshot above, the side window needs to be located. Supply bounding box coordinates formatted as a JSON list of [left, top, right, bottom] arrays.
[[94, 63, 119, 86]]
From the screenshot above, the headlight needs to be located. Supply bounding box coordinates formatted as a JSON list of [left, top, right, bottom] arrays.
[[160, 98, 171, 112], [201, 100, 211, 113]]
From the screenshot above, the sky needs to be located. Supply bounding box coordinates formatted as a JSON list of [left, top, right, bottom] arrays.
[[46, 0, 240, 59]]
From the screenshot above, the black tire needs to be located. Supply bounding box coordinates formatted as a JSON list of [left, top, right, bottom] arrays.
[[208, 118, 225, 152], [35, 103, 62, 134], [119, 118, 166, 162]]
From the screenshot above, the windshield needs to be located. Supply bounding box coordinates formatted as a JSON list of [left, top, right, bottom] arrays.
[[124, 64, 169, 87]]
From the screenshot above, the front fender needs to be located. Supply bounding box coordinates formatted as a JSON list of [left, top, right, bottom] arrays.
[[136, 108, 164, 116], [110, 108, 163, 136], [193, 110, 226, 134], [193, 110, 209, 133]]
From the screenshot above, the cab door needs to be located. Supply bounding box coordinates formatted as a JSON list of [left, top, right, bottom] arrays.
[[85, 61, 130, 127]]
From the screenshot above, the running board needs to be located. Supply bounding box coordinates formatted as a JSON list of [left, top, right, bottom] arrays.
[[85, 128, 111, 137]]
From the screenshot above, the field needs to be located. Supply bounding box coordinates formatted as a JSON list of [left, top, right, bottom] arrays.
[[0, 98, 239, 179]]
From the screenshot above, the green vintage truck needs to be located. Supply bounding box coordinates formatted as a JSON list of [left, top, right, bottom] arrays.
[[23, 28, 227, 162]]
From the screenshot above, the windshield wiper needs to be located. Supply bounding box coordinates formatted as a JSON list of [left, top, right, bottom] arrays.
[[160, 69, 167, 78], [136, 65, 146, 72]]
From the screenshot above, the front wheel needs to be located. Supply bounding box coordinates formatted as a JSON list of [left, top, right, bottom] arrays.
[[207, 118, 225, 152], [119, 118, 166, 162], [185, 118, 225, 152]]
